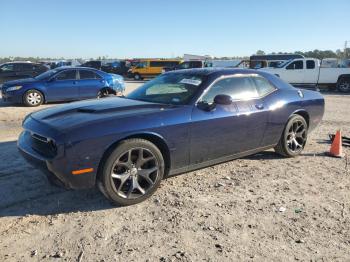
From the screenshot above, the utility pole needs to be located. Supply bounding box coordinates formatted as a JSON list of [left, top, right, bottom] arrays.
[[345, 41, 348, 58]]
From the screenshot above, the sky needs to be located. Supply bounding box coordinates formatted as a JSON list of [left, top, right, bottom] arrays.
[[1, 0, 349, 58]]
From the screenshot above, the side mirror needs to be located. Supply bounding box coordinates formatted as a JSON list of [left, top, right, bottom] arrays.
[[48, 77, 55, 82], [213, 94, 232, 105]]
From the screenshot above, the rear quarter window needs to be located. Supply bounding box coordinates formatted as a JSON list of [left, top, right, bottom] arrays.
[[306, 60, 315, 69], [79, 70, 101, 79], [251, 76, 276, 97]]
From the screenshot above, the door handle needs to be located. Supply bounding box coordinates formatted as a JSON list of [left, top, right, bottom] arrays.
[[73, 81, 78, 84], [255, 104, 264, 110]]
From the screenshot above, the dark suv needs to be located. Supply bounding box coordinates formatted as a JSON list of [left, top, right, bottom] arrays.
[[81, 60, 130, 76], [0, 62, 49, 84], [162, 60, 204, 73]]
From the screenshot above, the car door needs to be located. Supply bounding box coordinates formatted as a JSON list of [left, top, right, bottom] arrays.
[[190, 75, 268, 165], [281, 60, 305, 84], [303, 59, 319, 84], [18, 63, 36, 79], [46, 69, 79, 101], [77, 69, 105, 99]]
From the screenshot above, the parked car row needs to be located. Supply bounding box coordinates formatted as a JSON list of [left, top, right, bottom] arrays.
[[128, 59, 241, 80], [1, 67, 125, 106]]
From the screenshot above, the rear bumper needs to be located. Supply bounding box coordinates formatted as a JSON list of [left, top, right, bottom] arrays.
[[17, 131, 96, 189]]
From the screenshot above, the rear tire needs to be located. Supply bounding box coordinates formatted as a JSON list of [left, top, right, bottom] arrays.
[[97, 89, 109, 99], [100, 139, 164, 206], [134, 73, 142, 81], [337, 78, 350, 93], [274, 114, 308, 157], [23, 89, 44, 107]]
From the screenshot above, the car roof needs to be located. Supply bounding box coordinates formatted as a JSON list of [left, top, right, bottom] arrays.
[[3, 61, 34, 64], [167, 67, 261, 76], [54, 66, 101, 70]]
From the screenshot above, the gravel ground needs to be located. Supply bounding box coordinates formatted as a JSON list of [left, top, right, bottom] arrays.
[[0, 83, 349, 261]]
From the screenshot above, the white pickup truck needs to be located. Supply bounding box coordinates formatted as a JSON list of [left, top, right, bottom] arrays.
[[260, 58, 350, 92]]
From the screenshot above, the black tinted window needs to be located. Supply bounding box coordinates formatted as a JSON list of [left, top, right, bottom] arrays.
[[55, 70, 76, 80], [179, 62, 190, 69], [20, 63, 34, 71], [286, 61, 303, 70], [150, 61, 179, 67], [252, 76, 276, 96], [33, 64, 47, 71], [150, 61, 165, 67], [306, 60, 315, 69], [79, 70, 101, 79], [166, 61, 180, 67], [0, 64, 15, 72], [191, 61, 202, 68], [202, 76, 259, 103]]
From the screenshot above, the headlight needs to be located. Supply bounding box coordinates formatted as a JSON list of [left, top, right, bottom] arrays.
[[7, 85, 23, 91]]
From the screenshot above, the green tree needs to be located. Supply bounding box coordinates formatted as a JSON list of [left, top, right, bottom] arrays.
[[256, 50, 265, 55]]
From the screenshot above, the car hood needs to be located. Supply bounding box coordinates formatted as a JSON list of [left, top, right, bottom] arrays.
[[29, 97, 178, 132], [3, 78, 37, 87]]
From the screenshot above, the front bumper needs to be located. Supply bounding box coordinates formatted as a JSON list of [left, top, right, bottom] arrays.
[[1, 89, 22, 103], [17, 130, 96, 189]]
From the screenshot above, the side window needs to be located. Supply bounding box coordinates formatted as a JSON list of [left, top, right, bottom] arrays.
[[150, 61, 160, 67], [169, 61, 180, 67], [180, 62, 190, 69], [192, 61, 202, 68], [201, 76, 259, 103], [0, 64, 15, 72], [286, 60, 303, 70], [55, 70, 76, 80], [251, 76, 276, 97], [306, 60, 315, 69], [20, 63, 34, 71], [136, 62, 147, 68], [79, 70, 101, 79]]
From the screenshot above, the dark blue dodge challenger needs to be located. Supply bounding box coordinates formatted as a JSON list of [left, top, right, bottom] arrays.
[[18, 68, 324, 205]]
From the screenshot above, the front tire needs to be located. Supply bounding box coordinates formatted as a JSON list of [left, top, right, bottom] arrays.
[[337, 78, 350, 93], [274, 114, 308, 157], [23, 89, 44, 107], [100, 139, 164, 206]]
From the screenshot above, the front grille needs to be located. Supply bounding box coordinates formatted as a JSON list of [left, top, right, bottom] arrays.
[[31, 133, 57, 158]]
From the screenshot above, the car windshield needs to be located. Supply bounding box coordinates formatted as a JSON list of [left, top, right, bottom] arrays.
[[126, 73, 206, 105], [276, 59, 292, 68], [35, 69, 59, 80]]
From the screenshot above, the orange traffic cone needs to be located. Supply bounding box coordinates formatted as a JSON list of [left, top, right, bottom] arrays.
[[329, 130, 344, 158]]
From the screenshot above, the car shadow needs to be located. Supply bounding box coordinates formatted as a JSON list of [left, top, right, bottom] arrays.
[[0, 140, 329, 218], [243, 151, 285, 160], [0, 140, 116, 218], [0, 99, 20, 108]]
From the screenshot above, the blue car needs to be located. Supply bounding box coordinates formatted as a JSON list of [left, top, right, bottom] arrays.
[[1, 67, 125, 106], [18, 68, 324, 206]]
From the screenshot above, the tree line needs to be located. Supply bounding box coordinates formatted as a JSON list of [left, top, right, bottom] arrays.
[[256, 49, 350, 60]]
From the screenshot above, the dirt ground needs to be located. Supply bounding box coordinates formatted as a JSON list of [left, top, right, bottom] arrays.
[[0, 83, 349, 262]]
